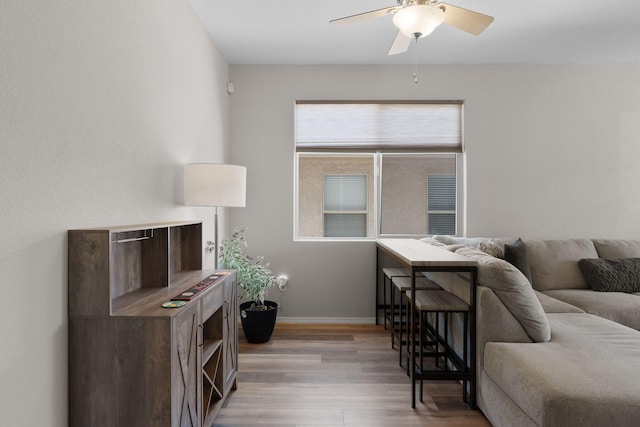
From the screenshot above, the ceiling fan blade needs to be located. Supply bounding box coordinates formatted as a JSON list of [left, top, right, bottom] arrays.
[[388, 31, 413, 55], [330, 6, 399, 26], [438, 3, 494, 35]]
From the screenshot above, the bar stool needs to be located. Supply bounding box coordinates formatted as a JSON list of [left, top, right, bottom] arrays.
[[391, 275, 440, 366], [405, 289, 470, 404], [382, 267, 409, 330]]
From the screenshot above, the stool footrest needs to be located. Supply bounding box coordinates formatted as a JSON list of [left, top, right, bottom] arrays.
[[406, 290, 468, 311], [393, 276, 440, 291], [382, 267, 410, 278]]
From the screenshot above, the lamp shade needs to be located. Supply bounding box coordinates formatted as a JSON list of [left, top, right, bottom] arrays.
[[185, 163, 246, 207], [392, 5, 445, 39]]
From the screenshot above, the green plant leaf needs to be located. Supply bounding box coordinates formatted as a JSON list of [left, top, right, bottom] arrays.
[[218, 228, 278, 306]]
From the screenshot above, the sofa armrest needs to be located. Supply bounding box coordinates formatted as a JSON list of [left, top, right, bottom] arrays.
[[476, 286, 532, 374]]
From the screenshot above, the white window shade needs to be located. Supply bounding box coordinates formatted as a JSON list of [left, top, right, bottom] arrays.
[[324, 214, 366, 237], [324, 175, 367, 211], [296, 102, 462, 152]]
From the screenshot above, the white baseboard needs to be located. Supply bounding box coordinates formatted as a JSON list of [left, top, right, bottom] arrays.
[[275, 317, 376, 324]]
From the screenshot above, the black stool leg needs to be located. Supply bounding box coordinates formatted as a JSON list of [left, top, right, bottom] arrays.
[[390, 278, 395, 348], [401, 292, 406, 368], [444, 312, 449, 372], [383, 275, 388, 330], [435, 311, 440, 368], [419, 309, 424, 403], [463, 310, 469, 403]]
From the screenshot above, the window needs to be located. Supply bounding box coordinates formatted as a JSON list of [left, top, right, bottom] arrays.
[[295, 102, 463, 240], [324, 175, 367, 237], [297, 154, 375, 238], [427, 175, 456, 235], [380, 154, 458, 236]]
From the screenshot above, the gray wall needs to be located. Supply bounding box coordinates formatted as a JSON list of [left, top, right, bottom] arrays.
[[228, 64, 640, 321], [0, 1, 230, 425]]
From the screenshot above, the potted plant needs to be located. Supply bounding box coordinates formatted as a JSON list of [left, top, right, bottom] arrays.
[[217, 228, 279, 343]]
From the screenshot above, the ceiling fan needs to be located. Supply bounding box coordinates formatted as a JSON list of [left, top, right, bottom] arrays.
[[330, 0, 494, 55]]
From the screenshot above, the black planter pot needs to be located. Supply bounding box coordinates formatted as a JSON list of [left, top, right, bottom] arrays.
[[239, 300, 278, 343]]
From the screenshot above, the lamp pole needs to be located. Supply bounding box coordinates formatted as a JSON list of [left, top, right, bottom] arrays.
[[214, 206, 219, 269]]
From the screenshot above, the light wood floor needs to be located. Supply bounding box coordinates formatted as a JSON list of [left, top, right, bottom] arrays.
[[213, 323, 491, 427]]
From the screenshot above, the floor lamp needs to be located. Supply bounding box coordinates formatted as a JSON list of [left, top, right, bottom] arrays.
[[185, 163, 247, 269]]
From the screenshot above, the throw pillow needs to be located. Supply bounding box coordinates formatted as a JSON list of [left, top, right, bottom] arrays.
[[578, 258, 640, 293], [432, 235, 494, 248], [479, 238, 505, 259], [504, 238, 533, 284], [442, 244, 466, 252], [419, 237, 445, 247]]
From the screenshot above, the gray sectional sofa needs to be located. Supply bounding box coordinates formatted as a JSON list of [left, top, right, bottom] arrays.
[[419, 236, 640, 427]]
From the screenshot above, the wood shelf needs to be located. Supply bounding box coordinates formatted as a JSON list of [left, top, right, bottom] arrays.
[[203, 338, 223, 364]]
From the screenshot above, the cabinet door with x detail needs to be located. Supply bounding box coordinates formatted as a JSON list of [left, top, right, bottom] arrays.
[[172, 301, 202, 427]]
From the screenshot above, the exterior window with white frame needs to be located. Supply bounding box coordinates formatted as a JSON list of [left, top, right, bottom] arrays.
[[297, 154, 375, 238], [427, 174, 457, 235], [324, 174, 367, 237], [295, 102, 464, 240]]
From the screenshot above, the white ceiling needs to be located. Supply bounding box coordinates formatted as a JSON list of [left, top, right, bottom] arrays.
[[190, 0, 640, 65]]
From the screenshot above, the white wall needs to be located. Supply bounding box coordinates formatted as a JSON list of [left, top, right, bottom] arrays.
[[228, 64, 640, 320], [0, 1, 229, 425]]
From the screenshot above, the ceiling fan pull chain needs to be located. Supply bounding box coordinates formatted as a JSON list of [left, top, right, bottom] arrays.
[[413, 37, 419, 84]]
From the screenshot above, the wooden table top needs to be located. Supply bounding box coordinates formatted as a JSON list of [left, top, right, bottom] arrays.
[[377, 238, 477, 267]]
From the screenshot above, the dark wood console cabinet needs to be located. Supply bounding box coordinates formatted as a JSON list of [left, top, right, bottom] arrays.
[[68, 221, 237, 427]]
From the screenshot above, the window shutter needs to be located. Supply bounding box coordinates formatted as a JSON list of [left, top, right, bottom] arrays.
[[428, 175, 456, 211], [427, 214, 456, 235], [428, 175, 456, 235]]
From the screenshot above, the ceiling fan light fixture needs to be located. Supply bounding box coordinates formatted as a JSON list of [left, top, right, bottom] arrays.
[[392, 5, 445, 39]]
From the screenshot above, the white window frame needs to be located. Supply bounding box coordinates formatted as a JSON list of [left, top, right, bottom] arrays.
[[294, 101, 465, 241], [375, 153, 464, 238]]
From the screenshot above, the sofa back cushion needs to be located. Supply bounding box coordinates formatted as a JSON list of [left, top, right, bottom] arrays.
[[456, 246, 550, 342], [592, 239, 640, 259], [525, 239, 598, 291]]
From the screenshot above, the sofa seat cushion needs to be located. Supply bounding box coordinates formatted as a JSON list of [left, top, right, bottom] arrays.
[[541, 289, 640, 330], [534, 291, 584, 314], [484, 313, 640, 427], [525, 239, 599, 291]]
